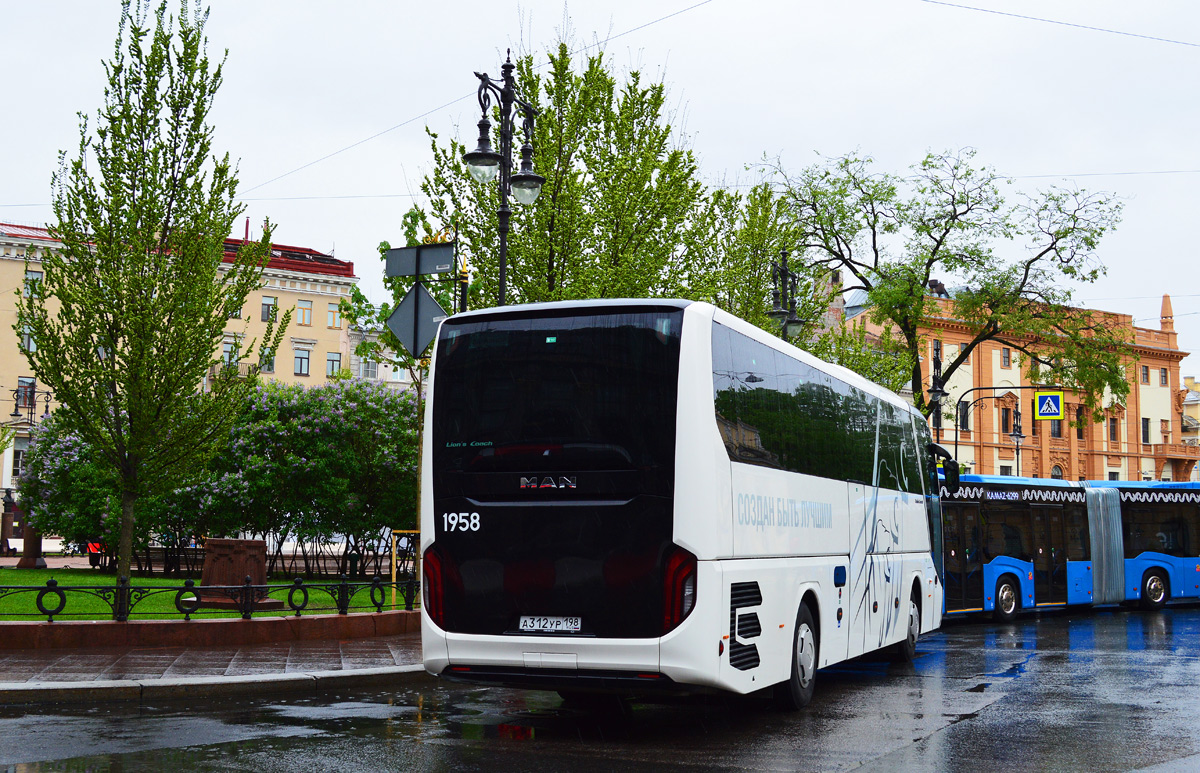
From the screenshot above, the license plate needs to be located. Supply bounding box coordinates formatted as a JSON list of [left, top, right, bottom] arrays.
[[518, 615, 581, 633]]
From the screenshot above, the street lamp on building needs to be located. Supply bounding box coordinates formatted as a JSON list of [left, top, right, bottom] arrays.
[[10, 383, 52, 424], [769, 251, 805, 339], [463, 51, 544, 307]]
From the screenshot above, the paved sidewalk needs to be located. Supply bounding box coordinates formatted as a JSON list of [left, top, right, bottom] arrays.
[[0, 631, 427, 706]]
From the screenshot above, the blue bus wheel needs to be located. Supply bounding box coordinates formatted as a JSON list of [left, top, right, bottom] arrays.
[[993, 577, 1019, 622], [1140, 570, 1168, 611]]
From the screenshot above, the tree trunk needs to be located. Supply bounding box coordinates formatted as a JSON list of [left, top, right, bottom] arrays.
[[119, 486, 137, 579]]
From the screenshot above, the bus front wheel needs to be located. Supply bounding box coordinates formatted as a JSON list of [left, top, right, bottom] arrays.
[[993, 576, 1019, 622], [775, 603, 818, 711], [1140, 570, 1169, 610]]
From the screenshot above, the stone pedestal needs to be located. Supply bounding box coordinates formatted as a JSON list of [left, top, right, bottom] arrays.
[[16, 526, 47, 569], [196, 538, 282, 610]]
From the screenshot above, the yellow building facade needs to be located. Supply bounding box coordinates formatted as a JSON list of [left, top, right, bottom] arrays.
[[0, 222, 387, 499]]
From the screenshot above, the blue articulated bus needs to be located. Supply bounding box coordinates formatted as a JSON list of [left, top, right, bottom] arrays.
[[939, 475, 1200, 619]]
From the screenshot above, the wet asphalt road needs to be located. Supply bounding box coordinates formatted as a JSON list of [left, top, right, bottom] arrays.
[[2, 606, 1200, 772]]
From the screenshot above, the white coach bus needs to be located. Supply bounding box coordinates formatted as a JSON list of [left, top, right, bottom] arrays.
[[421, 299, 949, 708]]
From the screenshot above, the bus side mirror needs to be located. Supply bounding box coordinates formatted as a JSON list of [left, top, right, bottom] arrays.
[[927, 442, 960, 495], [943, 463, 960, 494]]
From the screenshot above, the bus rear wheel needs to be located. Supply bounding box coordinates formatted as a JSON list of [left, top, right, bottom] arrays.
[[891, 590, 920, 662], [993, 576, 1019, 622], [1140, 570, 1168, 610], [775, 603, 818, 710]]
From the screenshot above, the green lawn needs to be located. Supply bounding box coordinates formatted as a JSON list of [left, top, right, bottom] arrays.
[[0, 567, 420, 621]]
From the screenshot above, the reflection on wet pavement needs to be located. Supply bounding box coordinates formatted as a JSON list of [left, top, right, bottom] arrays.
[[2, 607, 1200, 771]]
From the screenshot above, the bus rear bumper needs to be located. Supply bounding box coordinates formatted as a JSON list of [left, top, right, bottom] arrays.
[[436, 664, 692, 694]]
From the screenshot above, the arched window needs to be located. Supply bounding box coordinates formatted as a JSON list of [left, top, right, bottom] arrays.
[[1051, 465, 1064, 480]]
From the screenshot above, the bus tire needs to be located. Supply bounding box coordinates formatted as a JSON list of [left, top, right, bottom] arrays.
[[1140, 570, 1169, 610], [891, 589, 921, 662], [993, 576, 1019, 622], [775, 603, 818, 711]]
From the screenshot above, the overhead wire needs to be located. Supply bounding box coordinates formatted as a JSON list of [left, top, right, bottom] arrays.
[[919, 0, 1200, 48], [240, 0, 716, 196]]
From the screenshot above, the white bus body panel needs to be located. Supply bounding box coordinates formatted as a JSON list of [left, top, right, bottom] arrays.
[[421, 300, 944, 693]]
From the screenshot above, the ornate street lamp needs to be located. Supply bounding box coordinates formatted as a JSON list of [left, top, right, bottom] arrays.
[[10, 383, 52, 425], [1009, 407, 1026, 477], [927, 349, 948, 443], [769, 251, 804, 339], [8, 384, 51, 569], [463, 51, 544, 307]]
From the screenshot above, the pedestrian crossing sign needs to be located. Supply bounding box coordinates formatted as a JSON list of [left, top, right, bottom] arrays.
[[1034, 391, 1064, 420]]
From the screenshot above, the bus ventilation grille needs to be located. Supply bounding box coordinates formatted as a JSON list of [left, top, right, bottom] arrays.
[[729, 581, 763, 671]]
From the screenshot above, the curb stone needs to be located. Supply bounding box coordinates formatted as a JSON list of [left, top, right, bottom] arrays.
[[0, 664, 431, 707]]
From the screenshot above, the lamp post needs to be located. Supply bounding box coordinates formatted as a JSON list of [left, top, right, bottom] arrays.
[[463, 51, 545, 307], [927, 349, 948, 443], [9, 383, 51, 569], [1009, 407, 1026, 477], [768, 250, 804, 339], [1, 488, 14, 556]]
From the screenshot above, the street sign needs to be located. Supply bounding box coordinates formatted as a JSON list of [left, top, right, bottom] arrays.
[[387, 283, 448, 358], [384, 242, 455, 278], [1034, 391, 1064, 420]]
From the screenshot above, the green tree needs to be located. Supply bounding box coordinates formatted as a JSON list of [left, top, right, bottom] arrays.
[[16, 415, 127, 567], [199, 380, 419, 576], [15, 1, 286, 578], [774, 149, 1129, 418], [422, 44, 713, 306]]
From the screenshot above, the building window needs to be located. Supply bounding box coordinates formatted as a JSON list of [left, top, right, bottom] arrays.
[[1001, 347, 1011, 368], [360, 358, 378, 380], [1001, 407, 1011, 435], [328, 303, 341, 329], [1050, 419, 1063, 439], [959, 343, 970, 364], [294, 349, 310, 376], [392, 365, 407, 382], [932, 340, 942, 362], [261, 296, 277, 322], [11, 450, 25, 479], [297, 300, 313, 326], [1109, 417, 1118, 443], [1000, 465, 1013, 476], [23, 269, 42, 298], [1051, 465, 1064, 480], [228, 305, 242, 320], [222, 342, 238, 366], [1142, 417, 1151, 445], [326, 352, 341, 376], [1030, 400, 1037, 436], [1076, 407, 1085, 440], [1141, 365, 1150, 384], [1108, 471, 1120, 481], [21, 325, 36, 354], [1160, 368, 1168, 386], [16, 377, 35, 408], [260, 350, 274, 374], [957, 401, 970, 431]]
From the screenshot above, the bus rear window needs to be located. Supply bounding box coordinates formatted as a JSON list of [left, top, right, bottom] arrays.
[[433, 309, 683, 474]]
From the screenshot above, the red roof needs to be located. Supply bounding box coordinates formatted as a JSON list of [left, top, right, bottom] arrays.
[[0, 222, 356, 279]]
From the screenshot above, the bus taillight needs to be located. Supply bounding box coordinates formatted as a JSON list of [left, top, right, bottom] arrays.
[[663, 546, 697, 634], [423, 547, 445, 628]]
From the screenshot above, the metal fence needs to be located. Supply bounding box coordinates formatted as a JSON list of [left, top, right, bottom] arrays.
[[0, 575, 421, 622]]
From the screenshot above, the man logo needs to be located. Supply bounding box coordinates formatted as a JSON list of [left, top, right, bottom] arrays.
[[520, 476, 577, 489]]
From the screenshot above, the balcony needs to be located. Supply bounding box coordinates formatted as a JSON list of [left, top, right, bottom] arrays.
[[1151, 443, 1200, 461], [207, 362, 258, 381]]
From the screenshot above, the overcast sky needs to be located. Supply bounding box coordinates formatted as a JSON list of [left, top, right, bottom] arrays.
[[4, 1, 1198, 374]]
